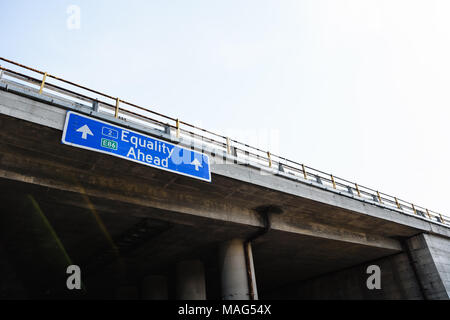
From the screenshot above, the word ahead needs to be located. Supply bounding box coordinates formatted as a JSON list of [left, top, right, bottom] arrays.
[[62, 111, 211, 182]]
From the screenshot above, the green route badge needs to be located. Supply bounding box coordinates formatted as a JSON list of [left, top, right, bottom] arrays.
[[101, 138, 118, 150]]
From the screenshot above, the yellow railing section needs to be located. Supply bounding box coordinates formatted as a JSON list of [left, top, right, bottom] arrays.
[[0, 57, 448, 226]]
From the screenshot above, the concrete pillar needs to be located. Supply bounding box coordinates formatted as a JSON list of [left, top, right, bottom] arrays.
[[406, 233, 450, 299], [142, 275, 168, 300], [115, 285, 139, 300], [219, 238, 258, 300], [176, 260, 206, 300]]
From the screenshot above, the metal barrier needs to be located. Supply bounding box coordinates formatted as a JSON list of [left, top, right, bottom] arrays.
[[0, 57, 448, 226]]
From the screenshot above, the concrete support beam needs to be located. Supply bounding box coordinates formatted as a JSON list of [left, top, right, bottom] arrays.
[[219, 238, 257, 300], [267, 252, 424, 299], [0, 165, 403, 252], [142, 275, 168, 300], [176, 260, 206, 300], [406, 233, 450, 299]]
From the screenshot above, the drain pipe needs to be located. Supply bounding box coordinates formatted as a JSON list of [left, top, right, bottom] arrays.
[[244, 205, 282, 300]]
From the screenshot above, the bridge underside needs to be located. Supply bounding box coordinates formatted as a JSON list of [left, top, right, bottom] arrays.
[[0, 107, 449, 299], [0, 179, 397, 299]]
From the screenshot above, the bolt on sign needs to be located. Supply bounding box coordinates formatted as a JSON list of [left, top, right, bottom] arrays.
[[61, 111, 211, 182]]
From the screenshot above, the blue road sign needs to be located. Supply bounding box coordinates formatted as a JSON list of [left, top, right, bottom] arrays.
[[61, 111, 211, 182]]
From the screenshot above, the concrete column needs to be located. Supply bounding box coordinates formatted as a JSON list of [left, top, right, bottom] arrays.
[[406, 233, 450, 299], [115, 285, 139, 300], [176, 260, 206, 300], [219, 238, 258, 300], [142, 275, 168, 300]]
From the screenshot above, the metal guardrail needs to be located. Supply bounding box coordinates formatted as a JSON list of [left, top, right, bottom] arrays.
[[0, 57, 448, 226]]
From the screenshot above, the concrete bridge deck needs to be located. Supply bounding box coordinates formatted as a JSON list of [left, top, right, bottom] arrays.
[[0, 64, 449, 300]]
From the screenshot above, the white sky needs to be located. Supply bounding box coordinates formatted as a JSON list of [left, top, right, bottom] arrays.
[[2, 0, 450, 216]]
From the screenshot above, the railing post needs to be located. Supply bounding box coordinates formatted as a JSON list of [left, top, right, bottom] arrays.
[[394, 197, 401, 209], [115, 98, 120, 118], [439, 214, 445, 223], [176, 119, 180, 138], [411, 203, 417, 215], [346, 186, 354, 195], [331, 175, 336, 189], [302, 164, 307, 180], [190, 132, 195, 151], [425, 209, 432, 219], [164, 124, 171, 136], [232, 146, 238, 157], [377, 191, 382, 203], [267, 151, 272, 168], [226, 137, 231, 154], [355, 183, 361, 197], [39, 72, 47, 94], [92, 100, 99, 112]]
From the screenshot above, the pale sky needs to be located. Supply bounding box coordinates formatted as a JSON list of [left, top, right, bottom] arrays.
[[2, 0, 450, 217]]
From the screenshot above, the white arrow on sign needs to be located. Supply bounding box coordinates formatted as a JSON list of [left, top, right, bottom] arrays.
[[76, 124, 93, 139], [191, 158, 202, 171]]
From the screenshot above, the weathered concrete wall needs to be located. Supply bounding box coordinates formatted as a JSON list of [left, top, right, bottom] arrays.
[[267, 233, 450, 300], [407, 233, 450, 299], [267, 252, 424, 300]]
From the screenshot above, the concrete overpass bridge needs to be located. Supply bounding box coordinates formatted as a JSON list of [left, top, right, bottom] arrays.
[[0, 58, 449, 300]]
